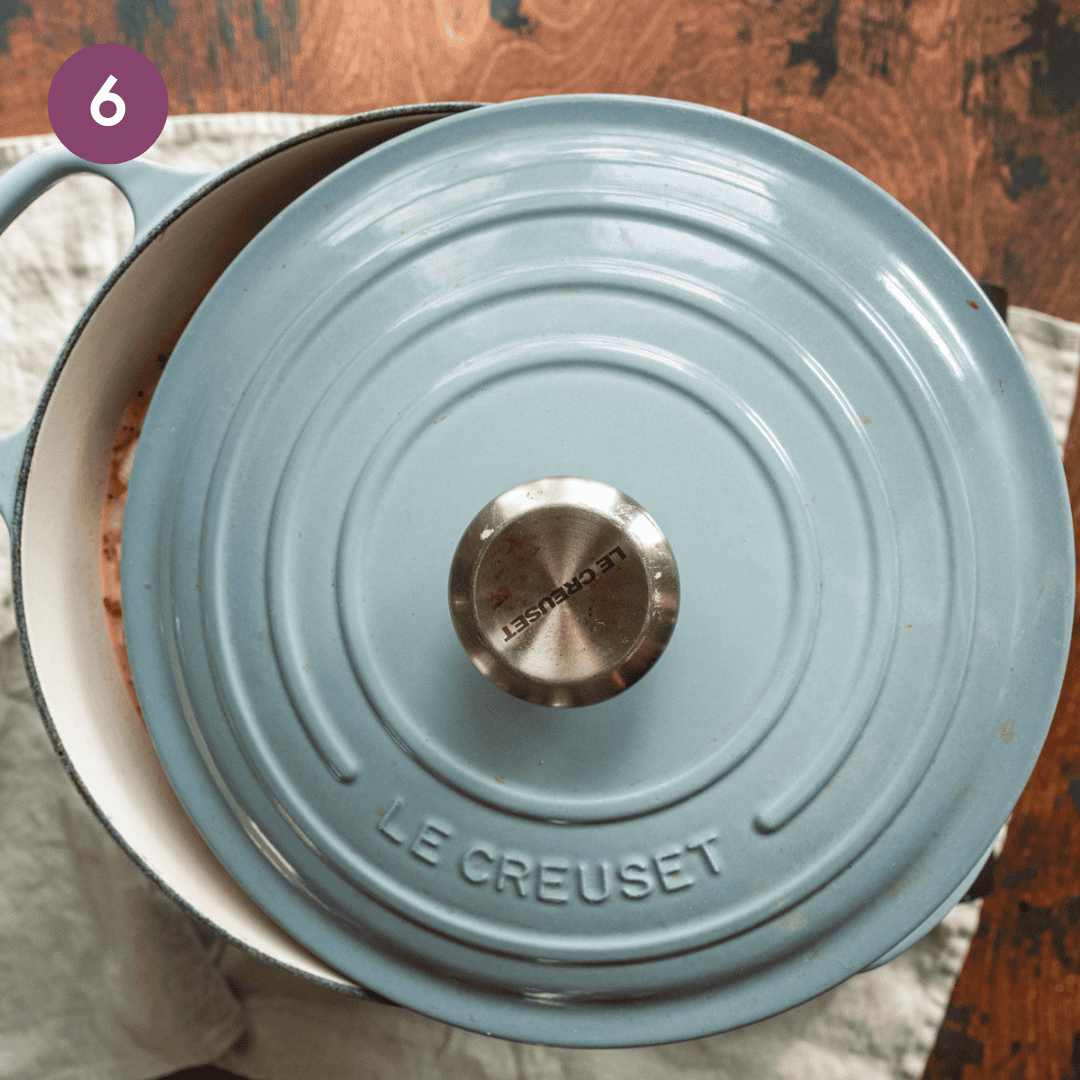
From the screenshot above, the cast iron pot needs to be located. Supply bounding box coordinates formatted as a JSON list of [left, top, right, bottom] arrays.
[[0, 102, 476, 1000], [0, 96, 1072, 1048]]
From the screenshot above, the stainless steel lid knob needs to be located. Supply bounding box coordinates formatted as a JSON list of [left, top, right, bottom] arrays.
[[448, 477, 680, 708]]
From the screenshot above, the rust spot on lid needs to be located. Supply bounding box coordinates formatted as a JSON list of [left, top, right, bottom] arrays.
[[967, 299, 979, 309]]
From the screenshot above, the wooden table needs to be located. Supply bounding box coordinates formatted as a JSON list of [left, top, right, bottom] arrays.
[[2, 2, 1079, 1075]]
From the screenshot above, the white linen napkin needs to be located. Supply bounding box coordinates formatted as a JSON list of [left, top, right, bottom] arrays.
[[0, 112, 1074, 1080]]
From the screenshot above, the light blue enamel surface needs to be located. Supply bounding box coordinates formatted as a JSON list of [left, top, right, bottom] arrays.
[[121, 95, 1073, 1046]]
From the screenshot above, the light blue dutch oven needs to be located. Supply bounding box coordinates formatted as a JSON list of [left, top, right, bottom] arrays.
[[0, 95, 1072, 1047]]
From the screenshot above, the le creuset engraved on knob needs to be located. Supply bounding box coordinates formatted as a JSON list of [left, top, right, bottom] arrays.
[[94, 94, 1070, 1047], [448, 476, 680, 708]]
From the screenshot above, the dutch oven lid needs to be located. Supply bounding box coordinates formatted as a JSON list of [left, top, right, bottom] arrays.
[[121, 95, 1073, 1047]]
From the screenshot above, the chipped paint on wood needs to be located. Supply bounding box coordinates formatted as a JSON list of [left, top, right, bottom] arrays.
[[1002, 0, 1080, 116], [217, 0, 236, 51], [490, 0, 528, 32], [787, 0, 841, 94], [0, 0, 31, 54], [116, 0, 175, 51], [928, 1004, 985, 1079]]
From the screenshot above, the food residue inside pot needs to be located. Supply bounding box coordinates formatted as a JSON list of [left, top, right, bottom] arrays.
[[99, 362, 168, 726]]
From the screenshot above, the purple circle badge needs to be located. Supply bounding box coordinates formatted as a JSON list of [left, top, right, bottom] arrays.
[[48, 45, 168, 165]]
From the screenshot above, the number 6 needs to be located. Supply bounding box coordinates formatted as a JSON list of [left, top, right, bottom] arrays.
[[90, 75, 126, 127]]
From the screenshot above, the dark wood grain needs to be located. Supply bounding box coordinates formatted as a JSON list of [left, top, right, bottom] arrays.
[[0, 0, 1077, 321], [2, 0, 1080, 1071]]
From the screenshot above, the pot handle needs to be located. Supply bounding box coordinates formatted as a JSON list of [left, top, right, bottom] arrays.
[[0, 425, 30, 533], [0, 146, 216, 534]]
